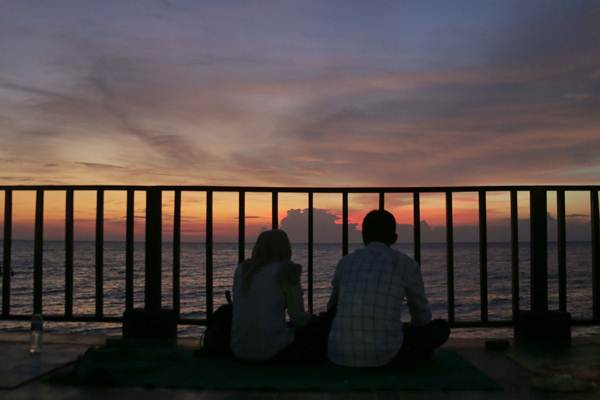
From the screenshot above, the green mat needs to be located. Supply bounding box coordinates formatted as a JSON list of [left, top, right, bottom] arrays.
[[48, 344, 500, 391]]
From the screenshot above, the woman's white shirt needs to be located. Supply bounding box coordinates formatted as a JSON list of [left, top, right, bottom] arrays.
[[230, 261, 310, 361]]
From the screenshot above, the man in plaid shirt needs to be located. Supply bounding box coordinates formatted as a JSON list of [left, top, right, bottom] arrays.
[[327, 209, 450, 367]]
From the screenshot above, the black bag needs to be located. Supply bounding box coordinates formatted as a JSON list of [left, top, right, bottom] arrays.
[[198, 291, 233, 357]]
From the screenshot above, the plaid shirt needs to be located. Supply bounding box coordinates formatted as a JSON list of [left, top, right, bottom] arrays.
[[327, 242, 432, 367]]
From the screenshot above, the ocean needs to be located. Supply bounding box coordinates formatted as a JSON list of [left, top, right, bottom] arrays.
[[0, 241, 597, 338]]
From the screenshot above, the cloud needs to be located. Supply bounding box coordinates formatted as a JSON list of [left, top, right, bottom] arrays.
[[0, 1, 599, 187], [280, 208, 362, 243], [563, 92, 594, 102], [0, 80, 79, 102], [264, 208, 598, 244], [270, 68, 600, 185], [76, 162, 125, 170], [567, 213, 588, 218], [0, 176, 36, 182]]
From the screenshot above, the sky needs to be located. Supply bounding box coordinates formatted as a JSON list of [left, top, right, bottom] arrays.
[[0, 1, 599, 240]]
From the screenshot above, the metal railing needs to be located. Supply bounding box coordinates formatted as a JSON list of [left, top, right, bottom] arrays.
[[0, 185, 599, 328]]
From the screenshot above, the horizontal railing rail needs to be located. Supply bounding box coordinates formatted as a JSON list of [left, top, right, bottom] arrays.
[[0, 185, 599, 329], [1, 184, 599, 192]]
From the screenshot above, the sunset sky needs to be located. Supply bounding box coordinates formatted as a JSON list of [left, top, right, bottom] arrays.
[[1, 1, 599, 240]]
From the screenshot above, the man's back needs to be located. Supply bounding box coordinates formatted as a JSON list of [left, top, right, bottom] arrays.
[[327, 242, 431, 367]]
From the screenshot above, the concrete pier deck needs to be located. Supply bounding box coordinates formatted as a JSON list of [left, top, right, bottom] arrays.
[[0, 331, 598, 399]]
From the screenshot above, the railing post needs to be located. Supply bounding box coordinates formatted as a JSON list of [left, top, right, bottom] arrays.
[[173, 190, 181, 316], [413, 192, 421, 264], [206, 190, 214, 317], [342, 192, 348, 256], [530, 189, 548, 313], [95, 190, 104, 318], [307, 192, 314, 314], [2, 190, 12, 316], [33, 189, 44, 315], [123, 187, 176, 340], [510, 190, 520, 319], [479, 190, 488, 322], [238, 191, 245, 264], [125, 190, 134, 312], [272, 192, 278, 229], [445, 191, 455, 324], [591, 190, 599, 321], [515, 188, 570, 346], [145, 189, 162, 312], [557, 190, 567, 313], [65, 189, 74, 318]]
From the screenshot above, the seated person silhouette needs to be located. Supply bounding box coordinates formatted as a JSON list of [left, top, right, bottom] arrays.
[[230, 229, 313, 362], [327, 209, 450, 367]]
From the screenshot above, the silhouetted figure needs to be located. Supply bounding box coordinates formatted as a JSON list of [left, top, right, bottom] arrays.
[[327, 210, 450, 367], [230, 229, 312, 362]]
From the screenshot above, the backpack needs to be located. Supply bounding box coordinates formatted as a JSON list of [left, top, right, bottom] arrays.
[[198, 291, 233, 357]]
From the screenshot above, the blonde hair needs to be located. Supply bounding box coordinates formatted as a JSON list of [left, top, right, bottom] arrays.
[[240, 229, 292, 290]]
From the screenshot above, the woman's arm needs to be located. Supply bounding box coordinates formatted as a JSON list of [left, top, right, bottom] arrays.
[[279, 262, 311, 327]]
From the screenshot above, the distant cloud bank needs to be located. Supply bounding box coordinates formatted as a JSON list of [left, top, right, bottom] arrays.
[[280, 209, 592, 243]]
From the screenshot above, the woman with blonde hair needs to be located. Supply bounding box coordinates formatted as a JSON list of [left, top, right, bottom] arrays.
[[230, 229, 312, 362]]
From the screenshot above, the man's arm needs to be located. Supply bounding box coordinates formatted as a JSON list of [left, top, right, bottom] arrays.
[[327, 260, 343, 312], [403, 259, 432, 326]]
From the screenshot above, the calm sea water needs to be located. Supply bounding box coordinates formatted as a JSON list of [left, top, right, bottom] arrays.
[[0, 241, 597, 338]]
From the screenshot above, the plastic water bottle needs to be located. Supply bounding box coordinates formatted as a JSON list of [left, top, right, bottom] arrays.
[[30, 314, 43, 354]]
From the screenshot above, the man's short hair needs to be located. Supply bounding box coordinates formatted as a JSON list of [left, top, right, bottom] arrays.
[[362, 209, 397, 245]]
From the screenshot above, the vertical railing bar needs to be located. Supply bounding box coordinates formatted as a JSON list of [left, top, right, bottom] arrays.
[[2, 190, 12, 316], [308, 192, 314, 314], [65, 189, 74, 318], [238, 191, 245, 264], [510, 190, 520, 319], [591, 189, 599, 321], [379, 192, 385, 210], [530, 189, 548, 313], [95, 189, 104, 318], [479, 190, 488, 323], [557, 189, 567, 313], [145, 189, 162, 311], [342, 192, 349, 256], [205, 190, 214, 318], [173, 190, 181, 316], [33, 189, 44, 315], [272, 191, 278, 229], [446, 191, 455, 324], [413, 192, 421, 265], [125, 190, 134, 312]]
